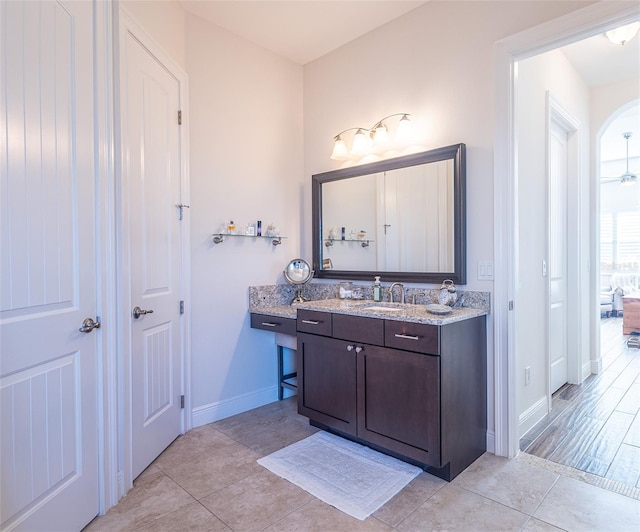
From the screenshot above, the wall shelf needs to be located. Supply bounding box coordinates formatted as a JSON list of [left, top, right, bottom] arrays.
[[324, 238, 373, 248], [212, 233, 285, 246]]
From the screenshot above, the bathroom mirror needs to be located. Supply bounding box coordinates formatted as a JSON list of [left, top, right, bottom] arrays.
[[312, 144, 466, 284]]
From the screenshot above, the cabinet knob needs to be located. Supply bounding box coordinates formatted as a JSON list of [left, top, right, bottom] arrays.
[[355, 346, 363, 353], [346, 344, 354, 351]]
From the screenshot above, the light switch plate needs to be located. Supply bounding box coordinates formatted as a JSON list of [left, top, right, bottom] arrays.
[[478, 261, 494, 281]]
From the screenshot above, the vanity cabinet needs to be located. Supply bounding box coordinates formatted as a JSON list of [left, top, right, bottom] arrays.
[[296, 309, 486, 481]]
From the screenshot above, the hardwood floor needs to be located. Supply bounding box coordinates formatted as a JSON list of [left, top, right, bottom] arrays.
[[520, 316, 640, 489]]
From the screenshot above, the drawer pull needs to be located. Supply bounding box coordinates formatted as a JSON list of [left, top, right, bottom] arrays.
[[302, 319, 321, 325], [261, 322, 278, 327], [395, 333, 420, 341]]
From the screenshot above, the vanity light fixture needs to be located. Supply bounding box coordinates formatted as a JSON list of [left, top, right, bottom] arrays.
[[605, 21, 640, 45], [330, 113, 413, 160]]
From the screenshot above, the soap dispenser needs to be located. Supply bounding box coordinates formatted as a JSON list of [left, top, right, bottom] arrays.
[[373, 276, 382, 302]]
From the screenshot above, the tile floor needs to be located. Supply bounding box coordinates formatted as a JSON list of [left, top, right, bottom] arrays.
[[86, 398, 640, 531]]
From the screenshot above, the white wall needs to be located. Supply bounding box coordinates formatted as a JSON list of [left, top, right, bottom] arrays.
[[514, 49, 590, 436], [303, 0, 592, 449], [185, 14, 304, 420]]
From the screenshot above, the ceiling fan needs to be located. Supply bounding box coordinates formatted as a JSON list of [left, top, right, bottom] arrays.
[[601, 132, 638, 185]]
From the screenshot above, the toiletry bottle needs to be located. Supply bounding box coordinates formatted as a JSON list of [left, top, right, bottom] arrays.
[[227, 220, 235, 233], [341, 227, 346, 240], [373, 276, 382, 302], [257, 220, 262, 236]]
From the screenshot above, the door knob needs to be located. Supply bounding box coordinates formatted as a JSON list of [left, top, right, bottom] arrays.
[[132, 306, 154, 319], [79, 317, 101, 333]]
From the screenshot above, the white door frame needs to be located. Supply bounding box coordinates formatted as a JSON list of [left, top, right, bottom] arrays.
[[546, 92, 582, 400], [95, 0, 119, 513], [493, 1, 640, 458], [114, 6, 191, 494]]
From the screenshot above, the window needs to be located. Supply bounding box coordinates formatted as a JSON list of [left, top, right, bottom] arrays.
[[601, 211, 640, 272]]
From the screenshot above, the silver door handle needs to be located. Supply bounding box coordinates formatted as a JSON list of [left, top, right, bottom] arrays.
[[79, 317, 101, 333], [132, 306, 154, 319]]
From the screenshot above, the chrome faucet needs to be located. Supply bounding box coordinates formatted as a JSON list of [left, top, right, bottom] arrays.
[[387, 282, 405, 304]]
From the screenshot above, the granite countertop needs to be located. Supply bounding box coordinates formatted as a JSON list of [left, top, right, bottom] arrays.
[[250, 298, 487, 326]]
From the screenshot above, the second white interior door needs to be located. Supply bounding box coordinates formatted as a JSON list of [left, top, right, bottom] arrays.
[[122, 24, 184, 480]]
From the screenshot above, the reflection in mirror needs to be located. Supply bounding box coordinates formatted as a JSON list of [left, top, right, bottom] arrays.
[[312, 144, 465, 284]]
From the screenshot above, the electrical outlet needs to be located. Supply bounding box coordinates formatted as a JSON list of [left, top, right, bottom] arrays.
[[525, 366, 531, 385]]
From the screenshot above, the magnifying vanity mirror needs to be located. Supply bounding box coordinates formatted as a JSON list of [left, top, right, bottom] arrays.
[[312, 144, 466, 284], [283, 258, 313, 303]]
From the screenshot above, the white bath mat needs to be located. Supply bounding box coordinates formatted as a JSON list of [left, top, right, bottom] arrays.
[[257, 431, 421, 520]]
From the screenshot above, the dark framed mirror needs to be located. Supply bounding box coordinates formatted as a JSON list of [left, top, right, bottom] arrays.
[[312, 144, 466, 284]]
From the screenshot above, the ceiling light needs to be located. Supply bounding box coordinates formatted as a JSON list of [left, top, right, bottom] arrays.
[[605, 21, 640, 45]]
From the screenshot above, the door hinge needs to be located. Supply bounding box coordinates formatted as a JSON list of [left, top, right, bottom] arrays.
[[509, 300, 514, 311], [175, 203, 190, 220], [179, 300, 184, 314], [178, 110, 182, 125], [180, 395, 185, 409]]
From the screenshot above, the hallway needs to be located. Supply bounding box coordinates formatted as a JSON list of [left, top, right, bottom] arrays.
[[521, 316, 640, 489]]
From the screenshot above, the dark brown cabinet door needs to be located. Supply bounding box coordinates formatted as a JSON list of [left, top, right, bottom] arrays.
[[297, 333, 357, 435], [357, 345, 441, 467]]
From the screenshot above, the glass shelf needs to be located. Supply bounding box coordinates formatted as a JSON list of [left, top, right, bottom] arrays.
[[324, 238, 373, 248], [212, 233, 286, 246]]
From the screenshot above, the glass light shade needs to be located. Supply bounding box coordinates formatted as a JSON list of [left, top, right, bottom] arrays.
[[373, 123, 389, 145], [331, 136, 348, 160], [395, 114, 412, 143], [605, 22, 640, 45], [351, 128, 369, 155]]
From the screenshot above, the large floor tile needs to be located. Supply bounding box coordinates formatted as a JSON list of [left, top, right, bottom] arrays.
[[453, 452, 559, 514], [265, 498, 392, 531], [396, 484, 529, 532], [199, 469, 313, 531], [372, 471, 446, 527], [159, 440, 262, 499], [137, 501, 231, 531], [522, 516, 567, 531], [222, 416, 319, 456], [152, 424, 233, 471], [84, 473, 194, 531], [533, 475, 640, 531]]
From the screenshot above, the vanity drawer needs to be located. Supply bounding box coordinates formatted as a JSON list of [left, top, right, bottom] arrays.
[[297, 310, 332, 336], [385, 320, 439, 355], [333, 314, 384, 345], [250, 314, 296, 336]]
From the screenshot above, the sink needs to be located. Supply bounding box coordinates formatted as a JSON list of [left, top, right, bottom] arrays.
[[359, 303, 404, 312]]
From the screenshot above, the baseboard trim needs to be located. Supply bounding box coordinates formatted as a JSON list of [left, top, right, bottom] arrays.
[[486, 430, 495, 454], [519, 396, 549, 439], [192, 386, 278, 427]]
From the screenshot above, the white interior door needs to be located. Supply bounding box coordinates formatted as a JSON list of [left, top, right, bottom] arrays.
[[548, 121, 569, 394], [0, 1, 99, 529], [122, 27, 184, 479]]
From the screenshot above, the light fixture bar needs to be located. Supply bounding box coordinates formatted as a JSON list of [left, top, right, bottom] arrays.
[[330, 113, 413, 160]]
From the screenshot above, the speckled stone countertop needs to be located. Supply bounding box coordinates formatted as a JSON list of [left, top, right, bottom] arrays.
[[295, 298, 486, 325], [249, 283, 490, 325]]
